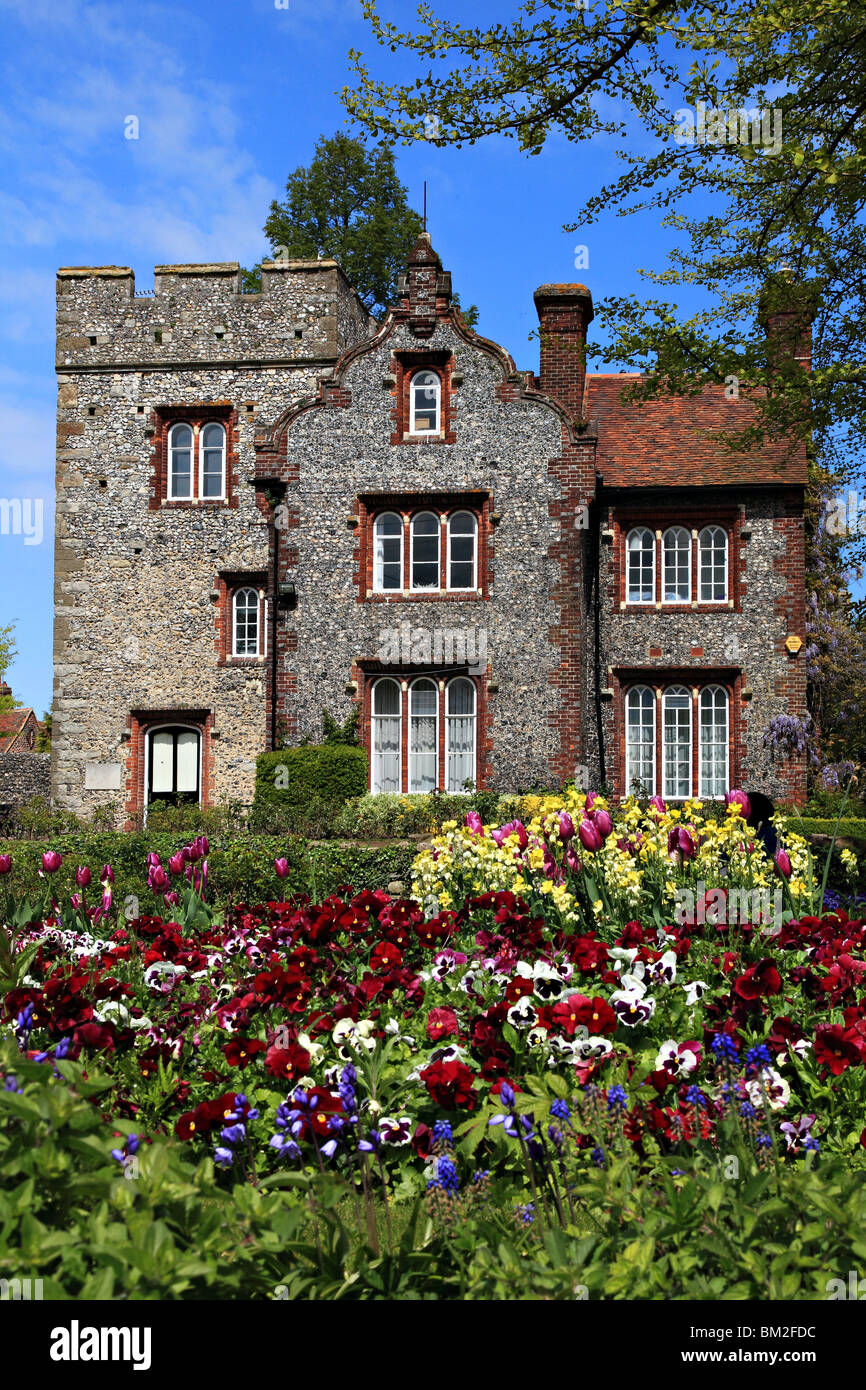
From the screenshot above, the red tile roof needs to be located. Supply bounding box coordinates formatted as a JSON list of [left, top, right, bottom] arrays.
[[0, 708, 35, 748], [586, 374, 808, 488]]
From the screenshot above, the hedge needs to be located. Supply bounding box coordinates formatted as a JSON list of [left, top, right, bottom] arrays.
[[253, 746, 369, 812], [0, 833, 419, 915], [789, 817, 866, 845]]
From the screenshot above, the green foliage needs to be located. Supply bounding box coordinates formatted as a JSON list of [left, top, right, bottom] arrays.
[[260, 132, 423, 316], [0, 832, 417, 909], [322, 705, 360, 746], [0, 623, 18, 711], [254, 745, 369, 816], [0, 1046, 300, 1299]]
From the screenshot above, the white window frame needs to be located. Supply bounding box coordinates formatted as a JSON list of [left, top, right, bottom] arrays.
[[699, 526, 728, 604], [373, 511, 405, 593], [408, 677, 440, 793], [232, 587, 264, 659], [371, 677, 402, 794], [199, 421, 226, 501], [408, 370, 441, 436], [167, 422, 194, 501], [662, 685, 693, 799], [625, 684, 656, 796], [662, 527, 692, 604], [144, 722, 202, 816], [699, 685, 729, 798], [625, 527, 655, 604], [410, 510, 442, 592], [445, 677, 477, 792], [446, 511, 478, 592]]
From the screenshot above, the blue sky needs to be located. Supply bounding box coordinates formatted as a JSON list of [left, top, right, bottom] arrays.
[[0, 0, 807, 712]]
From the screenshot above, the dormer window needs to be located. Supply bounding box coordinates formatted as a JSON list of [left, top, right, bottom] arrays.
[[409, 370, 441, 435]]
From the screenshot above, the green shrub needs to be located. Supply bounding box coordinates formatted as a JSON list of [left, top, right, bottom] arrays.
[[253, 746, 368, 817], [0, 832, 419, 911]]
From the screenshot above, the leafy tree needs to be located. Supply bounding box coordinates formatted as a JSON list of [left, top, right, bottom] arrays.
[[322, 706, 360, 746], [344, 0, 866, 484], [249, 133, 424, 317], [36, 710, 52, 753], [0, 624, 18, 711]]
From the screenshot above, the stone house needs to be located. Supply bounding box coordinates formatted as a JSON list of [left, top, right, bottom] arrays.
[[51, 234, 808, 822]]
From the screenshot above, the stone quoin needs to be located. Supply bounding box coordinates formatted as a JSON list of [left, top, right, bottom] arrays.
[[51, 235, 808, 822]]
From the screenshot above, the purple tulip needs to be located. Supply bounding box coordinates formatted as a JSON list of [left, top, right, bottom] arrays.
[[101, 864, 114, 885], [565, 845, 581, 874], [648, 795, 667, 815], [146, 851, 161, 868], [149, 865, 169, 892], [197, 835, 210, 857], [543, 846, 558, 878], [168, 852, 185, 875], [274, 858, 290, 879], [578, 819, 603, 853], [75, 866, 91, 889], [164, 891, 180, 907], [584, 793, 598, 812], [593, 809, 613, 840], [0, 854, 11, 875], [464, 811, 484, 834], [667, 826, 696, 860], [558, 811, 575, 843], [185, 842, 202, 864], [725, 789, 752, 819], [774, 849, 792, 879], [491, 819, 528, 850], [41, 851, 62, 874]]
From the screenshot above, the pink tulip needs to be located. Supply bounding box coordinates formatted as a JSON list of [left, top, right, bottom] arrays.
[[565, 845, 581, 874], [75, 866, 91, 888], [101, 864, 114, 885], [774, 849, 792, 879], [149, 865, 169, 892], [168, 853, 185, 875], [725, 789, 752, 819], [164, 891, 180, 907], [578, 819, 603, 853], [558, 811, 575, 842], [0, 854, 11, 874], [274, 858, 290, 879], [491, 820, 528, 850], [146, 851, 161, 868], [464, 811, 484, 834], [584, 793, 598, 812], [648, 795, 667, 815], [41, 851, 62, 874], [593, 809, 613, 840]]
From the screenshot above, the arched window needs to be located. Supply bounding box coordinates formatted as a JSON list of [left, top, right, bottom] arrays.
[[625, 685, 656, 795], [447, 511, 477, 590], [409, 370, 441, 435], [148, 726, 200, 806], [200, 422, 226, 500], [371, 679, 402, 794], [626, 527, 655, 604], [662, 527, 691, 603], [699, 526, 728, 603], [374, 512, 404, 592], [446, 678, 476, 792], [233, 587, 261, 657], [168, 423, 193, 499], [410, 511, 441, 590], [663, 685, 692, 799], [699, 685, 729, 797], [409, 678, 439, 793]]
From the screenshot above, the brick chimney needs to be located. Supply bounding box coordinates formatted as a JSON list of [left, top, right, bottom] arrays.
[[758, 272, 818, 374], [534, 283, 594, 419], [0, 681, 11, 700]]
